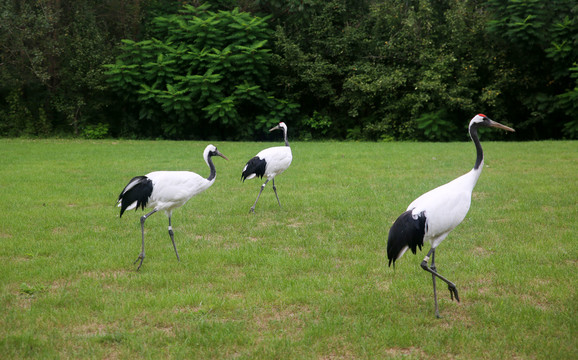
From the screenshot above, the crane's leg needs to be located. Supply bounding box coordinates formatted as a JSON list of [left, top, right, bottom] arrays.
[[430, 249, 440, 318], [420, 248, 460, 316], [250, 179, 269, 213], [168, 216, 180, 261], [136, 209, 157, 270], [272, 178, 281, 208]]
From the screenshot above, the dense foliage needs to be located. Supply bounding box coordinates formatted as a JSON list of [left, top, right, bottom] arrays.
[[0, 0, 576, 140], [104, 4, 298, 139], [486, 0, 578, 139]]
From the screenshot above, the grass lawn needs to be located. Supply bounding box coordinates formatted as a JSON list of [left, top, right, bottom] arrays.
[[0, 138, 576, 359]]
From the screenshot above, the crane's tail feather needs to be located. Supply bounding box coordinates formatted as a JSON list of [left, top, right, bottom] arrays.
[[241, 157, 266, 182], [117, 176, 153, 217], [387, 210, 426, 267]]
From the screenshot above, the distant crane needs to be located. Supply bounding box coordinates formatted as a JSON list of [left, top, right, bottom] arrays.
[[241, 122, 292, 213], [117, 144, 228, 270], [387, 114, 514, 317]]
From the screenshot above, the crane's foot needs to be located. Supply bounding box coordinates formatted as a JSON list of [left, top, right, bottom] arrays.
[[134, 253, 145, 271], [420, 260, 428, 271], [249, 207, 256, 213], [448, 283, 460, 302]]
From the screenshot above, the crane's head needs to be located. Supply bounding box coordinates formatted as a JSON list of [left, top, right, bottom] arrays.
[[204, 144, 228, 161], [470, 114, 515, 132], [269, 122, 287, 133]]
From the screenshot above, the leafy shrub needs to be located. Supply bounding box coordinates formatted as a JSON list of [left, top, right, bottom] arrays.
[[415, 110, 459, 142], [302, 111, 332, 139], [82, 123, 109, 139], [104, 4, 298, 140]]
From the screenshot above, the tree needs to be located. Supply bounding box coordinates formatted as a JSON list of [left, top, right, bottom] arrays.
[[0, 0, 145, 137], [268, 0, 506, 140], [487, 0, 578, 139], [104, 4, 298, 140]]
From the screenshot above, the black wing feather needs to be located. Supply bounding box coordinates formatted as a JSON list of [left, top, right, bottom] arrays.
[[241, 156, 267, 182], [387, 210, 426, 267], [118, 176, 153, 217]]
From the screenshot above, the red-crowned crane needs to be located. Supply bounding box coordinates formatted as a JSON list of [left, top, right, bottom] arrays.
[[241, 122, 292, 213], [117, 144, 228, 270], [387, 114, 514, 318]]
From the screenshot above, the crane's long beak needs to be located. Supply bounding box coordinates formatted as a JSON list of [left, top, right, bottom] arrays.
[[269, 125, 280, 132], [489, 119, 515, 132], [217, 151, 229, 161]]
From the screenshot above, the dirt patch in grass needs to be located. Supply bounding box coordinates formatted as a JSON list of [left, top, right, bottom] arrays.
[[472, 276, 494, 296], [286, 218, 305, 228], [14, 295, 33, 310], [51, 227, 68, 235], [153, 322, 176, 337], [375, 279, 392, 292], [7, 254, 33, 263], [385, 347, 427, 358], [49, 277, 80, 292], [73, 322, 110, 338], [83, 269, 132, 280], [258, 218, 283, 227], [473, 246, 494, 258], [472, 192, 487, 200], [173, 305, 204, 314], [251, 304, 313, 340], [319, 337, 355, 359], [541, 205, 555, 213]]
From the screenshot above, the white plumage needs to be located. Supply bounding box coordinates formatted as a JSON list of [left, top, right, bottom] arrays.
[[144, 171, 214, 212], [117, 144, 228, 270], [242, 146, 292, 181], [387, 114, 514, 317], [398, 167, 481, 259], [242, 122, 292, 213]]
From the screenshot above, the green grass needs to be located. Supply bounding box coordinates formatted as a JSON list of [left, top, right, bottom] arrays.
[[0, 138, 576, 359]]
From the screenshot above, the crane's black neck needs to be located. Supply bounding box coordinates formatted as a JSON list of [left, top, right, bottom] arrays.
[[470, 124, 484, 170], [206, 155, 217, 181], [283, 128, 290, 147]]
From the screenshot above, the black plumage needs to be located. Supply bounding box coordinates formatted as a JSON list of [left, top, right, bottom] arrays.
[[241, 156, 267, 181], [387, 210, 427, 267], [118, 176, 153, 218]]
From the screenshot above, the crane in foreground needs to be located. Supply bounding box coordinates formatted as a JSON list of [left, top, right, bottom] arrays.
[[117, 144, 228, 270], [241, 122, 292, 213], [387, 114, 514, 317]]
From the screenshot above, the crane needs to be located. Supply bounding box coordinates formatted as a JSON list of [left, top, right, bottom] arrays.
[[241, 122, 292, 213], [117, 144, 228, 270], [387, 114, 514, 317]]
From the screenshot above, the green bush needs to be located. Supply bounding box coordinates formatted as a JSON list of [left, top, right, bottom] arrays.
[[104, 4, 299, 140], [415, 110, 459, 142], [82, 123, 109, 139]]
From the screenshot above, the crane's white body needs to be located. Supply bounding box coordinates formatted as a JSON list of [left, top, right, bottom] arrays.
[[243, 146, 292, 180], [118, 145, 221, 216], [397, 165, 483, 259], [122, 170, 214, 216]]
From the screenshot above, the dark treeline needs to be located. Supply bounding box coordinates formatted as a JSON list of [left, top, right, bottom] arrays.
[[0, 0, 576, 141]]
